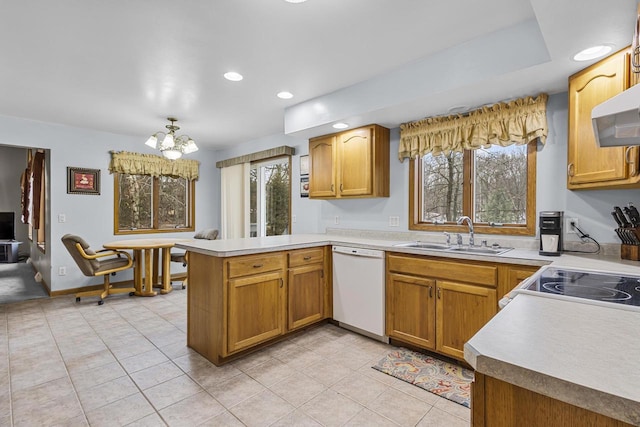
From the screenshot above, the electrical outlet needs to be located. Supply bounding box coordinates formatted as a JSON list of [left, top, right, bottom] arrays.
[[58, 266, 66, 276], [58, 213, 66, 223], [292, 215, 297, 223], [565, 217, 579, 234], [334, 216, 340, 224], [389, 216, 400, 227]]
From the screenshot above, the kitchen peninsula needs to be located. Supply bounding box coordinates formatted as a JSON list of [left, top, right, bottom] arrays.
[[177, 233, 640, 425]]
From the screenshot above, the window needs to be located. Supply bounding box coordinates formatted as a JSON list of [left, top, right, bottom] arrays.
[[249, 157, 290, 237], [410, 142, 536, 236], [114, 173, 194, 234]]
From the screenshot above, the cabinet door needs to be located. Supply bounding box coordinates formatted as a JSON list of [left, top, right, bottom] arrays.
[[568, 48, 631, 188], [227, 271, 285, 354], [288, 264, 325, 331], [309, 135, 336, 198], [506, 266, 539, 291], [386, 272, 436, 350], [436, 281, 496, 360], [339, 127, 373, 196]]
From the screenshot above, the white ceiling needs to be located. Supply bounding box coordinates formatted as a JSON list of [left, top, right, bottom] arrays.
[[0, 0, 637, 149]]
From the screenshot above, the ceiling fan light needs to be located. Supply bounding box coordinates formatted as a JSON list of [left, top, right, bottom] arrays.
[[145, 134, 158, 148], [162, 149, 182, 160]]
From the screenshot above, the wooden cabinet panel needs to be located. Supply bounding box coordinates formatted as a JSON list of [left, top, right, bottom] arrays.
[[386, 272, 436, 349], [227, 270, 285, 354], [387, 253, 497, 287], [288, 264, 325, 330], [227, 253, 284, 278], [568, 47, 640, 189], [288, 247, 324, 267], [309, 136, 336, 198], [339, 127, 373, 196], [308, 124, 389, 199], [436, 281, 497, 360]]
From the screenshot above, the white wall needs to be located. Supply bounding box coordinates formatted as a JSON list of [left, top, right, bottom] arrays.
[[217, 93, 640, 245], [0, 115, 218, 292]]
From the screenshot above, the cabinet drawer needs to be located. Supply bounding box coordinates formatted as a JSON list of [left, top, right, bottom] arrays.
[[227, 253, 285, 278], [288, 248, 324, 267], [387, 253, 497, 287]]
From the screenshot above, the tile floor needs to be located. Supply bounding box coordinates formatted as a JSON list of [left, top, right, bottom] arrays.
[[0, 287, 470, 426]]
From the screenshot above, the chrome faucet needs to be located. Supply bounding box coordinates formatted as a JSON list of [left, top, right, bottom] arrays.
[[456, 216, 474, 246]]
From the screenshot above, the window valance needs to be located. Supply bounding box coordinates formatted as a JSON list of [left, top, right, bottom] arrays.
[[398, 93, 548, 161], [108, 151, 199, 180]]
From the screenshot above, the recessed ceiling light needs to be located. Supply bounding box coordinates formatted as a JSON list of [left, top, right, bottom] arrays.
[[573, 45, 613, 61], [277, 91, 294, 99], [284, 0, 308, 3], [223, 71, 243, 81], [332, 123, 349, 129]]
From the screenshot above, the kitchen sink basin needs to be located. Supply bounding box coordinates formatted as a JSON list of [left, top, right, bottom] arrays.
[[447, 246, 513, 255], [393, 241, 513, 256], [393, 242, 450, 250]]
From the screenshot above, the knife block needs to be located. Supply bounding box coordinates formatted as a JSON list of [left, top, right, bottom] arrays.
[[621, 244, 640, 261]]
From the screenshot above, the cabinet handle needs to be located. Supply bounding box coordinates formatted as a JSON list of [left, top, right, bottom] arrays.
[[340, 183, 343, 192], [429, 286, 433, 298], [321, 270, 324, 278], [303, 256, 312, 261], [280, 278, 283, 288], [626, 147, 638, 177], [253, 264, 263, 268], [437, 287, 441, 299], [567, 163, 575, 177], [331, 184, 334, 192]]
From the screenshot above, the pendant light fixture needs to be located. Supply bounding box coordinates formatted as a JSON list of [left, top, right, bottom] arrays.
[[145, 117, 198, 160]]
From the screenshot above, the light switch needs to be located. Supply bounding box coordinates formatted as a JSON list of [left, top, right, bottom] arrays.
[[58, 214, 66, 223]]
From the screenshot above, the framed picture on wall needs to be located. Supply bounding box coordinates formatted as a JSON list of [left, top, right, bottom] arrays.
[[300, 155, 309, 176], [300, 176, 309, 197], [67, 167, 100, 195]]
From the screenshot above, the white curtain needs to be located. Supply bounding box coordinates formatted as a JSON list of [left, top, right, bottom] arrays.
[[221, 163, 250, 239]]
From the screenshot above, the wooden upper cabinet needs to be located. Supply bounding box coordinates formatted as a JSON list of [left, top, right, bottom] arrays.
[[568, 47, 640, 190], [308, 124, 390, 198], [309, 135, 336, 198]]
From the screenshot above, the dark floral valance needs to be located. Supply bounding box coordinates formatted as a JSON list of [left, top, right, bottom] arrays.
[[108, 151, 199, 180], [398, 93, 548, 161]]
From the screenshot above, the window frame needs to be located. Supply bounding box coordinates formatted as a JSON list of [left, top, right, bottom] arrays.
[[249, 155, 292, 237], [113, 173, 196, 235], [409, 141, 537, 236]]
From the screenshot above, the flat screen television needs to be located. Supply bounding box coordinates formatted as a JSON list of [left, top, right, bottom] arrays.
[[0, 212, 15, 240]]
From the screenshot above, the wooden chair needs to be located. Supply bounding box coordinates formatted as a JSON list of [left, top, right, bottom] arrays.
[[61, 234, 135, 305], [170, 228, 218, 289]]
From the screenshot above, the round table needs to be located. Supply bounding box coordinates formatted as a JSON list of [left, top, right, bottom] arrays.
[[103, 238, 191, 296]]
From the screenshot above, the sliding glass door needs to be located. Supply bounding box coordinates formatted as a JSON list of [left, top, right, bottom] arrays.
[[250, 157, 290, 237]]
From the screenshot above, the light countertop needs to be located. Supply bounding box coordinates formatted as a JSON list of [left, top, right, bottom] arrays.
[[464, 293, 640, 425]]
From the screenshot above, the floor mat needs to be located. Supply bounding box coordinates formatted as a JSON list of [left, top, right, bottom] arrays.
[[372, 348, 473, 408]]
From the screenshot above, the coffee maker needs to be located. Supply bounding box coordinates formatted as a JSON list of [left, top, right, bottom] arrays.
[[539, 211, 563, 256]]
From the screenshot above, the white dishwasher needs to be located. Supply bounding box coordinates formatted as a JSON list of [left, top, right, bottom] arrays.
[[332, 246, 387, 342]]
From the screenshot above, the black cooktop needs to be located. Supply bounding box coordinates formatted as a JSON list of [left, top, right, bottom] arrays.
[[525, 267, 640, 307]]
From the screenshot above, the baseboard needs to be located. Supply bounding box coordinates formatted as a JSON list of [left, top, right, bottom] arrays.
[[30, 263, 51, 296], [50, 278, 135, 297]]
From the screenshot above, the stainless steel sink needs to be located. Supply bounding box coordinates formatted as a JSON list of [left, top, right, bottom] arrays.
[[394, 241, 513, 256], [446, 246, 513, 255], [393, 242, 450, 250]]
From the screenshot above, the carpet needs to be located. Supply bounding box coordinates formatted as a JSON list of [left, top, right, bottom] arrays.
[[0, 261, 49, 304], [372, 348, 473, 408]]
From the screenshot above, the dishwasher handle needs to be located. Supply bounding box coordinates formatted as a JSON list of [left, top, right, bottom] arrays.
[[332, 246, 384, 259]]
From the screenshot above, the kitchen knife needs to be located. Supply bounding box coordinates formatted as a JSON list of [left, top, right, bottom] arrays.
[[623, 207, 639, 227], [626, 229, 640, 245], [614, 206, 631, 227], [628, 204, 640, 227], [615, 228, 626, 244], [612, 211, 624, 228], [620, 228, 632, 245]]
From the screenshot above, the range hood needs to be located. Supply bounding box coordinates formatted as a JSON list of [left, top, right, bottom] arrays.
[[592, 83, 640, 147]]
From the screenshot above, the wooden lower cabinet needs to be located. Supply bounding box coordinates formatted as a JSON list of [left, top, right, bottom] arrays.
[[187, 247, 329, 366], [288, 263, 325, 330], [386, 273, 436, 349], [436, 281, 496, 359], [227, 270, 285, 353], [472, 372, 634, 427], [386, 253, 536, 361]]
